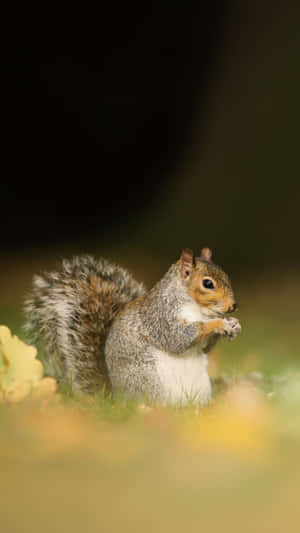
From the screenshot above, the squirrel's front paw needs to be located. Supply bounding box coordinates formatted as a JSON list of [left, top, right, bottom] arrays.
[[221, 317, 241, 339]]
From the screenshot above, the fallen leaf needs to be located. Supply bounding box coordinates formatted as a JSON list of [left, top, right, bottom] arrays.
[[0, 325, 56, 403]]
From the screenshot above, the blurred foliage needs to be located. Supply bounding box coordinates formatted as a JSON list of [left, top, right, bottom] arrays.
[[1, 368, 300, 532], [0, 326, 56, 403], [1, 260, 300, 532]]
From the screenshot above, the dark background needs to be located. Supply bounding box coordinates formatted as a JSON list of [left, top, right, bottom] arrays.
[[4, 3, 300, 277]]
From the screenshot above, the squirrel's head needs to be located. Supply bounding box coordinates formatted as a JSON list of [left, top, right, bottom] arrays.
[[179, 248, 237, 318]]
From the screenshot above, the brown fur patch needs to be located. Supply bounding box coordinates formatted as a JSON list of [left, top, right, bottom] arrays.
[[187, 258, 235, 313], [200, 247, 212, 262], [194, 319, 224, 342], [180, 248, 195, 279]]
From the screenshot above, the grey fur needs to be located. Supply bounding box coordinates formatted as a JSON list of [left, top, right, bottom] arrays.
[[23, 255, 146, 392], [106, 262, 211, 402]]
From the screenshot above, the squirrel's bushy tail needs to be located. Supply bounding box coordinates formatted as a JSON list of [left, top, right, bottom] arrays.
[[23, 255, 146, 393]]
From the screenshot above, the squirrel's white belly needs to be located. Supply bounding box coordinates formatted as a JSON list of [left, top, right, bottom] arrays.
[[153, 346, 211, 406]]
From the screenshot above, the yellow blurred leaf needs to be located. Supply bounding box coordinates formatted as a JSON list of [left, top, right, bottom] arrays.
[[0, 325, 56, 403], [5, 382, 32, 403], [182, 382, 272, 461], [32, 377, 57, 398]]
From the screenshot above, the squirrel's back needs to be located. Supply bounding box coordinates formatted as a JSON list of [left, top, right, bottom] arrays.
[[23, 255, 146, 392]]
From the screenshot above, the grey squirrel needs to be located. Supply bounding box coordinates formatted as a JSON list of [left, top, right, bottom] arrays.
[[24, 248, 241, 406]]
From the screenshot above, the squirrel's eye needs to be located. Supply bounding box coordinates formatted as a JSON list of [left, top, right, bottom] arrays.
[[202, 278, 215, 290]]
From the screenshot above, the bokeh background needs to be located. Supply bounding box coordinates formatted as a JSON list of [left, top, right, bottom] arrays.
[[3, 3, 300, 354], [6, 2, 300, 266]]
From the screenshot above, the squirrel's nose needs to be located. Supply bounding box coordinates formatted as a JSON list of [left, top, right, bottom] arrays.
[[228, 302, 237, 313]]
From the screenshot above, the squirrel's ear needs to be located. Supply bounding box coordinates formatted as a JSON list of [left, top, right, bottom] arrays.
[[200, 247, 212, 262], [180, 248, 195, 279]]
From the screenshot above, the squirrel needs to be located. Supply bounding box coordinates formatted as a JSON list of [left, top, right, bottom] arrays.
[[23, 248, 241, 406]]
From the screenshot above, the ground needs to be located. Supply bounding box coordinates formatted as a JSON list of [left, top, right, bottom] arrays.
[[1, 253, 299, 532]]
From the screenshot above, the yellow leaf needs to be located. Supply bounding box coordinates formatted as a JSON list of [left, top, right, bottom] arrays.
[[32, 377, 57, 398], [182, 382, 272, 461], [5, 382, 32, 403], [0, 326, 56, 403]]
